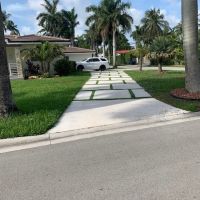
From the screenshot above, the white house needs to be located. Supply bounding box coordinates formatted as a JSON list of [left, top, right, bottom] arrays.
[[5, 34, 96, 79]]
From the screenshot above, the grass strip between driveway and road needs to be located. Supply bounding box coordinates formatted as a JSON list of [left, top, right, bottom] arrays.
[[0, 72, 90, 139], [126, 70, 200, 112]]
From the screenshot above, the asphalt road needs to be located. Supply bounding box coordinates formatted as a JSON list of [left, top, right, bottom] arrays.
[[1, 119, 200, 200]]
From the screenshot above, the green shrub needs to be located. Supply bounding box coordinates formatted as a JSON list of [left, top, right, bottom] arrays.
[[54, 57, 76, 76], [150, 57, 175, 66]]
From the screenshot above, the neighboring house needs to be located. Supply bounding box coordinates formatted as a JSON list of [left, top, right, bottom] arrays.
[[63, 47, 96, 62], [5, 34, 95, 79]]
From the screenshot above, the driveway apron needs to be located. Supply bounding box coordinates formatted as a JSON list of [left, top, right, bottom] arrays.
[[49, 70, 187, 134]]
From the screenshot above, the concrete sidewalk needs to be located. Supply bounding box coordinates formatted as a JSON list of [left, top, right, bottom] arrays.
[[49, 70, 187, 134]]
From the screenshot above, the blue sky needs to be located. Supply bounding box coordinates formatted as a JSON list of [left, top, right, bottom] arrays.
[[1, 0, 193, 42]]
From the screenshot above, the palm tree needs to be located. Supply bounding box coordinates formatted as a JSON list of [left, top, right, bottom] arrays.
[[0, 5, 16, 116], [100, 0, 133, 67], [61, 8, 79, 46], [131, 26, 144, 46], [22, 41, 63, 74], [2, 11, 20, 35], [131, 45, 148, 71], [37, 0, 60, 36], [149, 36, 174, 73], [85, 26, 101, 55], [131, 26, 149, 71], [141, 9, 169, 43], [182, 0, 200, 92], [86, 0, 133, 67], [86, 5, 108, 57]]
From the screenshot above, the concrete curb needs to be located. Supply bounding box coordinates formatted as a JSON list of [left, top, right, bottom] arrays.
[[49, 111, 198, 142], [1, 112, 200, 154], [0, 134, 49, 148]]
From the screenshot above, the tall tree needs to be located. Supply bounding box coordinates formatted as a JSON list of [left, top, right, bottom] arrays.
[[141, 9, 169, 43], [100, 0, 133, 67], [2, 11, 20, 35], [86, 0, 133, 66], [76, 34, 90, 49], [116, 31, 131, 50], [37, 0, 60, 36], [0, 5, 16, 116], [170, 23, 184, 65], [131, 26, 144, 46], [85, 26, 102, 54], [61, 8, 79, 46], [86, 5, 108, 57], [182, 0, 200, 92], [131, 26, 148, 71]]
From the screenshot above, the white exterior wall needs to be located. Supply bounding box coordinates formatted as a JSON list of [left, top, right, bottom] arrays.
[[66, 53, 95, 62], [6, 44, 95, 78], [6, 47, 16, 63]]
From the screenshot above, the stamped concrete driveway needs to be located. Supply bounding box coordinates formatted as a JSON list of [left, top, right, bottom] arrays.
[[49, 70, 187, 134]]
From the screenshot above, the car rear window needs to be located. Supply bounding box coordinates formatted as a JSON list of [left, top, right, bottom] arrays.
[[88, 59, 93, 62], [100, 58, 107, 61], [92, 58, 100, 62]]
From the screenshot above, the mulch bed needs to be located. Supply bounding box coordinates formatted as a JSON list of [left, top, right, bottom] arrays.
[[171, 88, 200, 100]]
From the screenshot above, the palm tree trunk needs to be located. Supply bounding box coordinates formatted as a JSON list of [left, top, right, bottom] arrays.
[[182, 0, 200, 92], [0, 5, 17, 116], [139, 56, 143, 71], [47, 62, 51, 74], [108, 44, 111, 63], [102, 39, 105, 57], [71, 36, 74, 47], [113, 28, 117, 68], [41, 61, 44, 74], [158, 63, 163, 73]]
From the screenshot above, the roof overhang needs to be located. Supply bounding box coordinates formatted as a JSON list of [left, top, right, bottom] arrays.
[[64, 51, 95, 54], [6, 41, 70, 46], [116, 50, 131, 54]]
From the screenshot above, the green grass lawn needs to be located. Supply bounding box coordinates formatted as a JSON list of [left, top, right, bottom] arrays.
[[0, 72, 90, 139], [127, 70, 200, 112]]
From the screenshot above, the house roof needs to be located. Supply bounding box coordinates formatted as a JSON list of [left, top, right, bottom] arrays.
[[5, 34, 70, 44], [116, 50, 131, 54], [63, 46, 96, 54]]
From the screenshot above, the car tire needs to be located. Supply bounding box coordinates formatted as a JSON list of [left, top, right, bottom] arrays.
[[77, 65, 84, 71], [99, 65, 106, 71]]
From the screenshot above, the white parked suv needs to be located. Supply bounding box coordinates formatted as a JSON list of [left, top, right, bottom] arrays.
[[76, 57, 109, 71]]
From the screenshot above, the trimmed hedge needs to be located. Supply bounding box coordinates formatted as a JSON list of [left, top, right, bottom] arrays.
[[54, 57, 76, 76]]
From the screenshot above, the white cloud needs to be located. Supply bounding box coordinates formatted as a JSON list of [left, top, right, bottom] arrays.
[[5, 0, 181, 38], [164, 0, 180, 5], [6, 3, 27, 12], [6, 0, 90, 36], [6, 0, 43, 12], [27, 0, 44, 11], [60, 0, 91, 36], [21, 26, 32, 35], [129, 8, 144, 26], [161, 9, 180, 27]]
